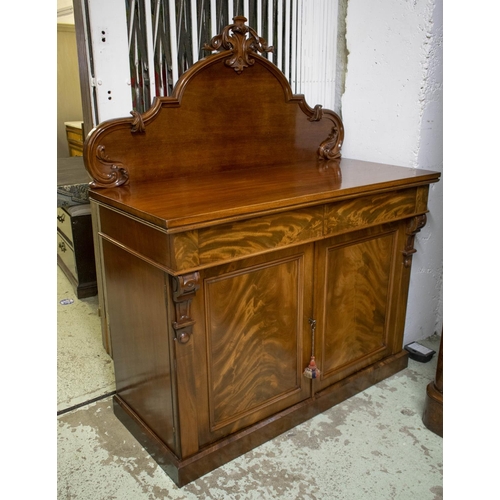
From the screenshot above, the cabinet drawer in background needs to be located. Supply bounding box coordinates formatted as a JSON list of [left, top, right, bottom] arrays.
[[57, 232, 76, 278], [57, 206, 74, 244], [66, 128, 83, 143]]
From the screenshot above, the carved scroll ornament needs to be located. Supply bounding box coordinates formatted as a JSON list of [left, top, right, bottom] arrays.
[[309, 105, 344, 161], [318, 122, 343, 161], [203, 16, 273, 73], [90, 145, 129, 188]]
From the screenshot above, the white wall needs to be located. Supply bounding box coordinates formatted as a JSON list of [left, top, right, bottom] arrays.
[[341, 0, 443, 343]]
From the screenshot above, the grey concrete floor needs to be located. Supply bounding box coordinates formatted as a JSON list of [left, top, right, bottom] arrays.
[[57, 266, 443, 499]]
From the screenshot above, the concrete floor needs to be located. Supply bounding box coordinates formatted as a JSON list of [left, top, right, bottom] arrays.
[[57, 266, 443, 499]]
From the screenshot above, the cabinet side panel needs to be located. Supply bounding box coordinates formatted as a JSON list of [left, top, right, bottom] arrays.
[[90, 200, 111, 354], [102, 239, 176, 453]]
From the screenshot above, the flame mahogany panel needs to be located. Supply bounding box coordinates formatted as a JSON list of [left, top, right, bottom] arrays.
[[314, 228, 397, 392], [203, 248, 312, 437]]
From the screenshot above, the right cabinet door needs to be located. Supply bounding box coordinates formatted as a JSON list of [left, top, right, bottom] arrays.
[[313, 223, 403, 393]]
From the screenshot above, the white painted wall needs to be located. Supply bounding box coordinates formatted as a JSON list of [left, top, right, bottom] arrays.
[[341, 0, 443, 343]]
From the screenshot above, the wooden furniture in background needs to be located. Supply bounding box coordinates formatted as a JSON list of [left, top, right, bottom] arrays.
[[423, 334, 443, 436], [84, 17, 441, 486], [57, 157, 97, 299], [64, 121, 84, 156]]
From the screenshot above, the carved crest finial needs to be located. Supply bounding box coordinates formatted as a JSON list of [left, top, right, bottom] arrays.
[[203, 16, 273, 73], [130, 110, 145, 133]]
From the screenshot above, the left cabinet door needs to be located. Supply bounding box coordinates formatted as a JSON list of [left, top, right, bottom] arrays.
[[192, 244, 314, 447]]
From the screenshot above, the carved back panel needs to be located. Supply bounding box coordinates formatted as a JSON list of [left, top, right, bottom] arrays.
[[84, 17, 344, 188]]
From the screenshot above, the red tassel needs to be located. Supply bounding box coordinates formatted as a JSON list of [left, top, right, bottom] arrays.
[[303, 356, 320, 379]]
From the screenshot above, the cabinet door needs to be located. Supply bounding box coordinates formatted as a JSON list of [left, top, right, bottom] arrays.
[[193, 244, 314, 446], [313, 225, 399, 393]]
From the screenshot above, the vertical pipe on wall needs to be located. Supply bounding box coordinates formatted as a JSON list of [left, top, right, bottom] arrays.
[[295, 0, 303, 94], [284, 0, 291, 81], [144, 0, 156, 103], [168, 0, 179, 83], [210, 0, 217, 36], [191, 0, 199, 62], [128, 0, 136, 50], [276, 0, 282, 71], [267, 0, 273, 60], [257, 0, 262, 37], [290, 0, 297, 93]]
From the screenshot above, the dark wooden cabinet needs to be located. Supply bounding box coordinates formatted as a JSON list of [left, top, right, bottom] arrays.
[[57, 157, 97, 299], [83, 18, 440, 486], [57, 204, 97, 298]]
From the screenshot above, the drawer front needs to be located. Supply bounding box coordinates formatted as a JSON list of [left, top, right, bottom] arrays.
[[57, 207, 74, 244], [324, 189, 418, 237], [57, 232, 76, 278], [68, 144, 83, 157], [66, 128, 83, 143], [99, 205, 171, 270], [171, 205, 324, 272]]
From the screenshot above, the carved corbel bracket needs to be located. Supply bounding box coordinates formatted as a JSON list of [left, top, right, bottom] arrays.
[[89, 145, 130, 188], [171, 272, 201, 344], [203, 16, 273, 73], [403, 214, 427, 267]]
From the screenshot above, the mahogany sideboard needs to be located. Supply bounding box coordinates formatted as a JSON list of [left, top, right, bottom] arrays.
[[83, 18, 441, 486]]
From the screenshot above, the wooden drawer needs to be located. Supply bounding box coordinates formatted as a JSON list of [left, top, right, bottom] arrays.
[[57, 206, 74, 244], [57, 232, 76, 278], [65, 123, 84, 158], [66, 127, 83, 143], [56, 204, 97, 298], [68, 143, 83, 157]]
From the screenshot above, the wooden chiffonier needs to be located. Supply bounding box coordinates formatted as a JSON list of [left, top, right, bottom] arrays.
[[83, 18, 441, 486]]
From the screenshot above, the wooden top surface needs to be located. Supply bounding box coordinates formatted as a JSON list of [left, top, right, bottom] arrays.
[[89, 158, 440, 232]]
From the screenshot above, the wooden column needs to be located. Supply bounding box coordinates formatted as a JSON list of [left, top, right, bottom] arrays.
[[422, 334, 443, 437]]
